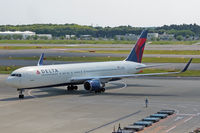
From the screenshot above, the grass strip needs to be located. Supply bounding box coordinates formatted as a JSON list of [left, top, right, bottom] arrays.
[[0, 66, 21, 74]]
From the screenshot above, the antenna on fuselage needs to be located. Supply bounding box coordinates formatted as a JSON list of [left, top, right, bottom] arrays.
[[37, 53, 44, 66]]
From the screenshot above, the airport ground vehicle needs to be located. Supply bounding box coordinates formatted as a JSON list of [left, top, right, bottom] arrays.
[[142, 117, 160, 122], [124, 125, 144, 131], [133, 121, 152, 127], [157, 110, 175, 115], [150, 113, 168, 119]]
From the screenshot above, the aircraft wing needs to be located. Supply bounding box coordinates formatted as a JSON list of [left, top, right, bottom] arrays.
[[70, 58, 192, 83]]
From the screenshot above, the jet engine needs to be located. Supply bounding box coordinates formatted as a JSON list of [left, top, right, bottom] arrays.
[[84, 79, 105, 92]]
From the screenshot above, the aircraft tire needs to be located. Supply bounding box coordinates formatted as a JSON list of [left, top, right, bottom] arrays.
[[19, 94, 24, 99], [101, 88, 105, 92], [74, 86, 78, 90], [94, 90, 99, 93]]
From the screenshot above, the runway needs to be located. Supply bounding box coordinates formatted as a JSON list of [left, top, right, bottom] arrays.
[[0, 74, 200, 133]]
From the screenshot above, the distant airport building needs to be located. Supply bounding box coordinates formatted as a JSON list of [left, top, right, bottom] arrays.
[[147, 33, 159, 40], [159, 33, 174, 40], [65, 35, 76, 39], [80, 35, 92, 40], [116, 34, 138, 40], [0, 31, 35, 39], [37, 34, 52, 39]]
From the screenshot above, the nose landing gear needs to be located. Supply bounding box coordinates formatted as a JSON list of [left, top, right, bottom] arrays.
[[17, 89, 24, 99]]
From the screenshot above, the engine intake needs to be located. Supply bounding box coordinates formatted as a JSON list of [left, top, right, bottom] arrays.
[[84, 79, 102, 91]]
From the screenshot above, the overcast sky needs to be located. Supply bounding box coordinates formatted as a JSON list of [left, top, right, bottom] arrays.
[[0, 0, 199, 27]]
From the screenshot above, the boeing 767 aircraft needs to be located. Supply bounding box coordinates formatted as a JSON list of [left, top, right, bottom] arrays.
[[6, 30, 192, 99]]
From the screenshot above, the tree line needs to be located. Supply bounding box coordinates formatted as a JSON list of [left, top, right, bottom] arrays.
[[0, 23, 199, 38]]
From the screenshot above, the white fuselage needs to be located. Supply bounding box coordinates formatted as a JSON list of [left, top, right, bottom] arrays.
[[6, 61, 145, 89]]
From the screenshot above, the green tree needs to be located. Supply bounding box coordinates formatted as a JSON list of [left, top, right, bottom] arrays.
[[26, 36, 31, 40], [33, 35, 38, 40], [120, 36, 125, 40], [39, 36, 48, 40], [176, 35, 184, 41], [59, 36, 65, 40], [168, 37, 173, 41], [4, 35, 11, 40], [156, 38, 160, 41], [0, 35, 3, 40], [114, 36, 118, 41], [151, 37, 156, 41], [12, 34, 23, 40], [0, 23, 200, 39]]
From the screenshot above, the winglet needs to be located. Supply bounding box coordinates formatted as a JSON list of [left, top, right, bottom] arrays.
[[181, 58, 192, 72], [37, 53, 44, 66]]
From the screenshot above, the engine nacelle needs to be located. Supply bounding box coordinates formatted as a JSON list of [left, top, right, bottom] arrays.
[[84, 79, 102, 91]]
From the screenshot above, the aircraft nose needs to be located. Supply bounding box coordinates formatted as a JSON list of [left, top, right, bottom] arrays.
[[6, 76, 19, 87]]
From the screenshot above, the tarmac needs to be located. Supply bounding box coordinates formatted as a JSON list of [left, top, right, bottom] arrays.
[[0, 74, 200, 133]]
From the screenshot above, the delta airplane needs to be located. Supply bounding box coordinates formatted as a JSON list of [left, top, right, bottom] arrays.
[[6, 30, 192, 99]]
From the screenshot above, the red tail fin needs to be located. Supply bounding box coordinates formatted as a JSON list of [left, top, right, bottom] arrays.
[[125, 30, 148, 63]]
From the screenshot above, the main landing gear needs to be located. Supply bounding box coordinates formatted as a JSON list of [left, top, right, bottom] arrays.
[[94, 83, 106, 93], [67, 85, 78, 91], [17, 89, 24, 99], [94, 88, 105, 93]]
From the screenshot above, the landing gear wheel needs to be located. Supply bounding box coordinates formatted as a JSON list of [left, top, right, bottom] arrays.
[[18, 89, 24, 99], [94, 88, 105, 94], [19, 94, 24, 99], [67, 86, 72, 91], [67, 85, 78, 91], [101, 88, 105, 92], [94, 91, 99, 93], [74, 86, 78, 90]]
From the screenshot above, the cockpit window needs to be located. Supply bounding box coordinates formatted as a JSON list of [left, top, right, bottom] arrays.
[[11, 73, 22, 77]]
